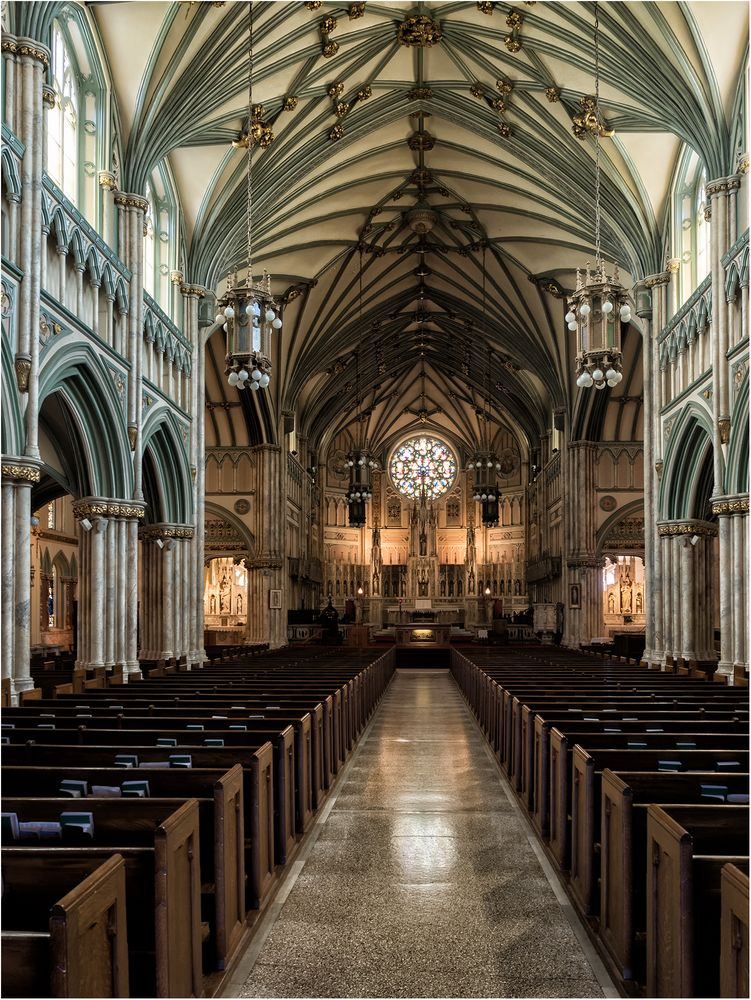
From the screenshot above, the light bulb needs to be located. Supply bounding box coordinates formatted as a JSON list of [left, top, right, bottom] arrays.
[[355, 492, 361, 499], [467, 462, 474, 470], [619, 304, 630, 319], [249, 380, 260, 391], [265, 309, 275, 323], [607, 378, 618, 387], [473, 493, 481, 501], [567, 321, 578, 332], [481, 493, 487, 501], [259, 374, 270, 387], [238, 369, 249, 381], [580, 302, 591, 317], [488, 493, 495, 501], [565, 310, 576, 324], [251, 369, 262, 381], [605, 368, 617, 381], [592, 368, 604, 381], [495, 463, 501, 471], [487, 460, 493, 468], [602, 300, 613, 314], [272, 318, 282, 329], [581, 372, 594, 387], [613, 371, 623, 384], [224, 306, 235, 319], [358, 457, 365, 466], [228, 371, 239, 386], [576, 372, 588, 388], [621, 311, 632, 323], [215, 312, 225, 325]]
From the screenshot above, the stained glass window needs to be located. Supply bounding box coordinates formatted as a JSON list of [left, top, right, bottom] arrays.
[[389, 436, 457, 500]]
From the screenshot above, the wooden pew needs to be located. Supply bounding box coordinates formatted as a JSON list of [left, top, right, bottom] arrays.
[[549, 732, 748, 869], [3, 741, 274, 911], [2, 854, 128, 998], [2, 799, 202, 997], [721, 863, 749, 998], [596, 768, 750, 982], [646, 804, 749, 998]]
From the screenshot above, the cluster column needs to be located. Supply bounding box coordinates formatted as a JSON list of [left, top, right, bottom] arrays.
[[656, 521, 717, 669], [139, 525, 195, 663], [563, 440, 598, 647], [72, 498, 145, 676], [247, 444, 286, 648], [711, 496, 749, 679], [0, 461, 40, 701]]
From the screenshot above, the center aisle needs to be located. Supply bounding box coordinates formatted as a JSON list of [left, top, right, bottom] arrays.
[[229, 669, 616, 999]]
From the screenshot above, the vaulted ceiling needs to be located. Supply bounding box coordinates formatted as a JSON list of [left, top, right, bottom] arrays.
[[83, 1, 748, 456]]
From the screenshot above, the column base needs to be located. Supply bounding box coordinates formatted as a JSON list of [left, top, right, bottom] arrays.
[[11, 676, 36, 704], [123, 661, 142, 681]]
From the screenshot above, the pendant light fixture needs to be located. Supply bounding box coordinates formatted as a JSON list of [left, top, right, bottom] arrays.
[[567, 2, 629, 391], [218, 1, 280, 391]]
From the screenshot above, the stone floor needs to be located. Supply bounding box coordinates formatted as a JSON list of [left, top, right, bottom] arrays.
[[225, 669, 617, 999]]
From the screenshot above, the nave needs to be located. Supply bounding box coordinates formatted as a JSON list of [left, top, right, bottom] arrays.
[[226, 669, 615, 1000]]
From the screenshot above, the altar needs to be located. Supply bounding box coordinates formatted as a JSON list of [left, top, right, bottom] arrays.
[[394, 623, 452, 648]]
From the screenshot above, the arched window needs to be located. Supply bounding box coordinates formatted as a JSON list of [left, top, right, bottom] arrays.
[[143, 167, 178, 313], [389, 436, 457, 500], [46, 15, 103, 225], [674, 147, 710, 305]]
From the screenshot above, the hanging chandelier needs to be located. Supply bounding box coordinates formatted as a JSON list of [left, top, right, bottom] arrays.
[[567, 2, 630, 391], [218, 1, 280, 391], [468, 453, 501, 527], [346, 452, 377, 528]]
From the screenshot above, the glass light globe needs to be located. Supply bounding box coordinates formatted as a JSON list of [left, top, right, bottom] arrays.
[[467, 462, 474, 470], [607, 378, 618, 387], [481, 493, 488, 501], [605, 368, 617, 381], [251, 369, 262, 381], [495, 463, 501, 471], [594, 379, 606, 390], [222, 324, 228, 333], [580, 302, 591, 317], [355, 492, 361, 499], [602, 300, 613, 314], [613, 371, 623, 384], [358, 458, 365, 466], [565, 310, 576, 324], [487, 460, 493, 468], [259, 374, 270, 387], [621, 311, 632, 323], [250, 380, 259, 391], [228, 371, 239, 386], [224, 306, 235, 319], [619, 304, 630, 319], [592, 368, 604, 381], [567, 321, 578, 332], [488, 493, 495, 501], [581, 372, 594, 387], [473, 493, 481, 501], [576, 372, 588, 388], [238, 369, 249, 381], [264, 309, 275, 323], [272, 318, 282, 329], [215, 312, 225, 325]]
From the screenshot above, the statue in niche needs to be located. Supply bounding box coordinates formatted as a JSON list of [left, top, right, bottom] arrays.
[[621, 573, 632, 614], [335, 579, 340, 597], [514, 579, 521, 596], [383, 578, 390, 598], [448, 575, 454, 597], [457, 576, 463, 596], [236, 594, 243, 615], [468, 569, 475, 594], [219, 574, 230, 612], [419, 528, 427, 557], [635, 590, 643, 615], [372, 569, 379, 595], [440, 577, 446, 597], [400, 571, 406, 597], [210, 594, 217, 615], [500, 580, 505, 595], [608, 592, 615, 614]]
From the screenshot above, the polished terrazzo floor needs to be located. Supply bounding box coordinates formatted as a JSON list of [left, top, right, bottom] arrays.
[[228, 669, 616, 999]]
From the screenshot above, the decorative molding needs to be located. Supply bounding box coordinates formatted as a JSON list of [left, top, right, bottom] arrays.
[[710, 496, 749, 516], [706, 175, 742, 198], [1, 462, 41, 483], [657, 520, 718, 537], [127, 424, 138, 450], [180, 284, 207, 298], [73, 498, 147, 520], [98, 171, 116, 191], [397, 15, 442, 47], [113, 192, 149, 212], [718, 417, 731, 444], [14, 356, 30, 392], [2, 37, 51, 66], [140, 523, 194, 539]]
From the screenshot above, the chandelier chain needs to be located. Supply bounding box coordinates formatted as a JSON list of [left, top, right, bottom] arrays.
[[245, 0, 254, 283], [594, 0, 601, 273]]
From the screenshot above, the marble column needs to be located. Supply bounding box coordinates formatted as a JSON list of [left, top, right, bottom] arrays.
[[679, 536, 697, 661], [732, 511, 746, 670], [717, 513, 733, 678], [249, 444, 286, 648]]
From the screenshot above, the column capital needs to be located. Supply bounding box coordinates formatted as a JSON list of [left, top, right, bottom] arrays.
[[1, 458, 41, 483], [706, 174, 742, 198], [73, 497, 147, 520], [113, 192, 149, 213], [2, 36, 51, 66], [139, 523, 195, 541], [710, 495, 749, 516], [180, 283, 209, 298], [657, 519, 718, 537]]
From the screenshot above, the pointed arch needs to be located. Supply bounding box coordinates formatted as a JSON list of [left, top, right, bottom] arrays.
[[142, 409, 192, 523], [660, 404, 716, 520]]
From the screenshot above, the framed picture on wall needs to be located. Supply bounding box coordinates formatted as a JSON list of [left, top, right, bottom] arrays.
[[269, 589, 282, 609], [570, 584, 580, 609]]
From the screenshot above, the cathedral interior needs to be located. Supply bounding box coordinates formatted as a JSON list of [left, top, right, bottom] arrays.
[[1, 4, 750, 1000]]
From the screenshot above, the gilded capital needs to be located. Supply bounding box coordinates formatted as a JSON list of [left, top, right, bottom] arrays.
[[114, 192, 149, 213], [1, 462, 41, 483], [14, 356, 31, 392]]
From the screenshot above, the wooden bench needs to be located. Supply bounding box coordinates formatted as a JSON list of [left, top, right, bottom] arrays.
[[721, 863, 749, 998], [2, 799, 202, 997], [597, 769, 750, 982], [1, 853, 128, 998], [646, 804, 749, 998]]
